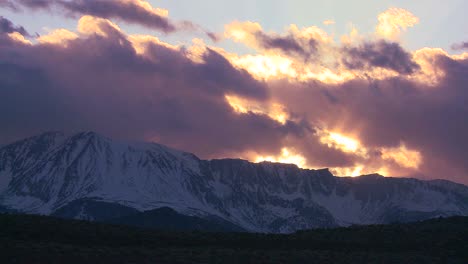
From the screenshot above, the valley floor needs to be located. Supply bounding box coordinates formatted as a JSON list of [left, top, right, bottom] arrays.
[[1, 214, 467, 264]]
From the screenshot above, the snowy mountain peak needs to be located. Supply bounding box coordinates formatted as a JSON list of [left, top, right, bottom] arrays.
[[1, 131, 467, 233]]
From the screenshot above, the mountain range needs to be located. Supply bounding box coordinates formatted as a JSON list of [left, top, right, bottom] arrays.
[[0, 131, 467, 233]]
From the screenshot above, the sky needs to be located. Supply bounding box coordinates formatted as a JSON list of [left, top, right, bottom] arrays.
[[0, 0, 467, 184]]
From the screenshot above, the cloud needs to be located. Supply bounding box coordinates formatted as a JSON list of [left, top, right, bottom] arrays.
[[1, 8, 468, 185], [0, 16, 310, 161], [223, 21, 427, 83], [256, 32, 317, 61], [37, 28, 78, 45], [58, 0, 180, 33], [451, 42, 468, 50], [1, 0, 53, 10], [225, 21, 329, 62], [376, 8, 419, 40], [342, 40, 420, 74], [0, 0, 18, 11], [0, 16, 29, 36], [220, 15, 468, 184], [267, 52, 468, 184], [3, 0, 188, 33]]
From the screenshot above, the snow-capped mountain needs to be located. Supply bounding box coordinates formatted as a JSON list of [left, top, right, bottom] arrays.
[[1, 132, 467, 233]]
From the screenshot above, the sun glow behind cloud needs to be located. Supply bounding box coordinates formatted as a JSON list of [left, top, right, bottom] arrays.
[[318, 130, 368, 158], [220, 7, 456, 89], [381, 144, 422, 169], [2, 1, 466, 183], [226, 93, 425, 177], [321, 132, 359, 153], [318, 130, 422, 176], [108, 5, 428, 179], [255, 148, 308, 169], [225, 95, 289, 124], [228, 53, 356, 83], [248, 130, 422, 178], [331, 166, 364, 177]]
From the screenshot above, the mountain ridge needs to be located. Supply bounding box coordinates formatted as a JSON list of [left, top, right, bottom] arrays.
[[0, 131, 467, 233]]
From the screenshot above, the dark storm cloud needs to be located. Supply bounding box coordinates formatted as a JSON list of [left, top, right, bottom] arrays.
[[451, 42, 468, 50], [342, 40, 420, 74], [0, 19, 309, 159], [255, 32, 318, 61], [2, 0, 187, 33], [0, 16, 29, 36]]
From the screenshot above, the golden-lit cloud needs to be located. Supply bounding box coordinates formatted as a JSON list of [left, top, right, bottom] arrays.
[[408, 47, 468, 86], [36, 16, 170, 50], [452, 52, 468, 60], [331, 165, 389, 177], [225, 21, 332, 54], [101, 0, 170, 18], [317, 130, 422, 176], [3, 5, 467, 184], [229, 53, 297, 80], [318, 130, 368, 158], [376, 8, 419, 40], [7, 32, 31, 45], [128, 34, 179, 55], [224, 21, 263, 46], [37, 29, 78, 46], [224, 51, 356, 83], [255, 148, 308, 168], [77, 16, 122, 36], [122, 0, 169, 18], [223, 18, 427, 85], [331, 166, 364, 177], [225, 37, 439, 86], [225, 94, 289, 124], [242, 130, 419, 178], [340, 23, 360, 45], [287, 24, 333, 44], [26, 11, 434, 181], [411, 48, 449, 86], [185, 38, 210, 63], [327, 133, 359, 152], [323, 20, 335, 26], [381, 144, 422, 169]]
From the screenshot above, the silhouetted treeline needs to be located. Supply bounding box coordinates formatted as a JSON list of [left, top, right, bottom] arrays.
[[1, 213, 467, 263]]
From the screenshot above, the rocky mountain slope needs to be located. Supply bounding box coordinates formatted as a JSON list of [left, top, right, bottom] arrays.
[[0, 132, 467, 233]]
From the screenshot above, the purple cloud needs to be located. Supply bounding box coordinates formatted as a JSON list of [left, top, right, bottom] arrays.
[[342, 40, 420, 74], [0, 0, 53, 10], [0, 20, 310, 160], [0, 16, 29, 36], [0, 15, 467, 185], [256, 32, 318, 61], [270, 52, 468, 183], [451, 42, 468, 50], [58, 0, 178, 33], [3, 0, 187, 33]]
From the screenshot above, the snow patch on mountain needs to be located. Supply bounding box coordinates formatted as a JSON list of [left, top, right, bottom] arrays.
[[0, 131, 467, 233]]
